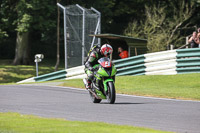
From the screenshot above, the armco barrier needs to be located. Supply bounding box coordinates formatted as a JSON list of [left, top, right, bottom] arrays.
[[176, 48, 200, 58], [176, 48, 200, 74], [35, 69, 67, 82], [34, 66, 86, 82], [113, 55, 145, 76], [143, 50, 177, 75], [65, 65, 86, 80], [113, 50, 178, 76], [114, 55, 145, 68], [144, 50, 177, 63], [17, 48, 200, 83], [113, 48, 200, 76], [17, 66, 85, 83], [17, 69, 67, 83]]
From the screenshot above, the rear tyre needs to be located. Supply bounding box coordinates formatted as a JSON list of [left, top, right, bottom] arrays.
[[106, 81, 116, 104]]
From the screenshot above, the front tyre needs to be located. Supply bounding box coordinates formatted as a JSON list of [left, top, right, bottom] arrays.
[[106, 81, 116, 104]]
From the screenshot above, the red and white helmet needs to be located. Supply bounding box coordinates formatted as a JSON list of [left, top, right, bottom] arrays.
[[100, 44, 113, 57]]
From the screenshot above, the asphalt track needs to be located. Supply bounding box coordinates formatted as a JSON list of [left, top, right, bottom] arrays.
[[0, 85, 200, 133]]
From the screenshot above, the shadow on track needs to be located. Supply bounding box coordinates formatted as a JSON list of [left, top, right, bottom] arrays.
[[99, 102, 146, 105], [115, 102, 146, 105]]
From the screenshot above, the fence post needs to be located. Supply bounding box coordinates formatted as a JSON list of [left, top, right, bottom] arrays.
[[186, 36, 189, 48], [57, 3, 68, 69], [170, 44, 174, 50]]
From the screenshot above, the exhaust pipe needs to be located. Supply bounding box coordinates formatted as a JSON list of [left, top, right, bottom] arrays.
[[83, 78, 87, 85]]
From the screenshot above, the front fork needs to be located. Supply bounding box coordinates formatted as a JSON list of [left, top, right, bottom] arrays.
[[103, 78, 114, 93], [93, 78, 115, 99], [95, 74, 115, 92]]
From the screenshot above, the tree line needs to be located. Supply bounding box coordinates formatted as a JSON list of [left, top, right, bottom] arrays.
[[0, 0, 199, 68]]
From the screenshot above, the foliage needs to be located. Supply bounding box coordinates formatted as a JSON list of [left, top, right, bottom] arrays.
[[124, 0, 198, 52], [13, 0, 56, 33], [0, 29, 8, 39], [0, 0, 57, 60], [15, 0, 32, 33], [93, 0, 147, 33], [0, 0, 16, 40], [0, 0, 200, 60], [13, 0, 57, 65]]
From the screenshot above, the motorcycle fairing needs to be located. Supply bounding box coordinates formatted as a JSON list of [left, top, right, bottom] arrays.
[[98, 57, 112, 68]]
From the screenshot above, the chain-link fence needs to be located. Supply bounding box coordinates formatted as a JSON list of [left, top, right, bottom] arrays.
[[58, 4, 101, 68]]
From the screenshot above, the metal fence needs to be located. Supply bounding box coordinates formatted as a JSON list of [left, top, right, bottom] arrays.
[[57, 3, 101, 69]]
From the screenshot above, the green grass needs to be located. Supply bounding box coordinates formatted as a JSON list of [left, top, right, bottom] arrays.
[[115, 74, 200, 100], [0, 59, 64, 84], [0, 112, 172, 133], [60, 73, 200, 101]]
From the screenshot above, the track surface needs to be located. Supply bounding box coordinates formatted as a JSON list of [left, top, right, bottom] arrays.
[[0, 85, 200, 133]]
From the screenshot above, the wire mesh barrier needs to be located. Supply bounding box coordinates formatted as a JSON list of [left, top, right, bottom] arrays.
[[58, 3, 101, 68]]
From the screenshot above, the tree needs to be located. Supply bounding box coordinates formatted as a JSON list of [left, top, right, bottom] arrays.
[[0, 29, 8, 39], [124, 0, 197, 52], [70, 0, 147, 34], [13, 0, 32, 65], [1, 0, 198, 64], [1, 0, 149, 61], [0, 0, 14, 40], [12, 0, 57, 65]]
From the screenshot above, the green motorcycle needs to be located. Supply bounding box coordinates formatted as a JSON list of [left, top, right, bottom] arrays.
[[83, 57, 117, 104]]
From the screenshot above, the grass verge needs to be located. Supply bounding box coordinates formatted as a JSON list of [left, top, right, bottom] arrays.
[[115, 74, 200, 100], [0, 59, 64, 84], [60, 73, 200, 101], [0, 112, 172, 133]]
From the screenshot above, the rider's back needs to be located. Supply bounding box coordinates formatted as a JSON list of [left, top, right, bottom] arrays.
[[84, 45, 102, 68]]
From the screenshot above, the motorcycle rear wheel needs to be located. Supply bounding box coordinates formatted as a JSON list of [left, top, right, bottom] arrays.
[[106, 81, 116, 104]]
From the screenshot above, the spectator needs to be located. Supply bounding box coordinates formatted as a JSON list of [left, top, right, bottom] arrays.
[[188, 31, 199, 48], [197, 28, 200, 47], [118, 47, 128, 59]]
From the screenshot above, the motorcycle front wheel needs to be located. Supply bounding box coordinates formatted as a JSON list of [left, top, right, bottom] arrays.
[[106, 81, 116, 104]]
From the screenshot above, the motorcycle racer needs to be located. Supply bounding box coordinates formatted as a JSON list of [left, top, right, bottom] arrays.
[[84, 44, 113, 90]]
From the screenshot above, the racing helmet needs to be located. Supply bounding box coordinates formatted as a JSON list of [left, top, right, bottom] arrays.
[[100, 44, 113, 57]]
